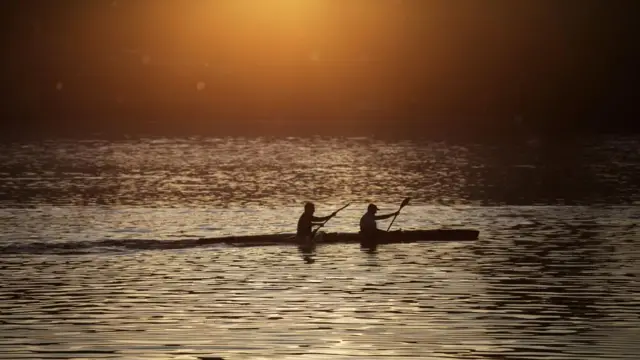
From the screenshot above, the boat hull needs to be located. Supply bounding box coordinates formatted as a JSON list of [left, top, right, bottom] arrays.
[[197, 229, 479, 247]]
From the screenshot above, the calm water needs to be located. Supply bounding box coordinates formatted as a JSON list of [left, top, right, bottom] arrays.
[[0, 136, 639, 359]]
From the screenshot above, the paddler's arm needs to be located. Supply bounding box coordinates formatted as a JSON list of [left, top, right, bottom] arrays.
[[374, 211, 399, 220], [311, 212, 338, 223]]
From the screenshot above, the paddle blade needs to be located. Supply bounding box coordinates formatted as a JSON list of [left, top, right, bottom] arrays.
[[400, 197, 411, 209]]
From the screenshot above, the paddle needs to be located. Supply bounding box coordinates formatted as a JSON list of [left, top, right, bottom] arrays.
[[386, 197, 411, 231], [311, 203, 351, 239]]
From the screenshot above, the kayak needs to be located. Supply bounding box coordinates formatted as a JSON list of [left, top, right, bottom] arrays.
[[0, 229, 480, 254], [197, 229, 479, 247]]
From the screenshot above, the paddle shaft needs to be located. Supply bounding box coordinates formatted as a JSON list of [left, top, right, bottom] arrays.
[[311, 203, 350, 238], [386, 213, 400, 232], [386, 198, 410, 231]]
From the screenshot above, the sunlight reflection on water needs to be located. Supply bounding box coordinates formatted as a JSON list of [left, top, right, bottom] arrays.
[[0, 136, 639, 359], [0, 136, 638, 208], [1, 215, 638, 359]]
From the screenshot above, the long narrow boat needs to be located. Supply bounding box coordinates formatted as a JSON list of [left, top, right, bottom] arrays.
[[197, 229, 479, 247], [0, 229, 480, 254]]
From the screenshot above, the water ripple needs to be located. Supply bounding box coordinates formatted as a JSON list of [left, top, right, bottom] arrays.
[[0, 136, 638, 207], [1, 215, 639, 359], [0, 137, 638, 359]]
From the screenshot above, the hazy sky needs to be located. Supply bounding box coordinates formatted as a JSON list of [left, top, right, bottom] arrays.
[[0, 0, 637, 138]]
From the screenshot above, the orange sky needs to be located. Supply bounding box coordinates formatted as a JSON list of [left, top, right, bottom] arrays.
[[0, 0, 637, 137]]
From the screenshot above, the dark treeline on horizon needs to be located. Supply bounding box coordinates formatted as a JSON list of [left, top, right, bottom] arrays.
[[0, 0, 637, 140]]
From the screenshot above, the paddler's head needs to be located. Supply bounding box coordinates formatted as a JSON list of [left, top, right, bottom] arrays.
[[367, 203, 378, 214], [304, 202, 315, 214]]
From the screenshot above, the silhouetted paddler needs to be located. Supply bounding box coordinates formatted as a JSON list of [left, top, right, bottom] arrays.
[[359, 203, 399, 248]]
